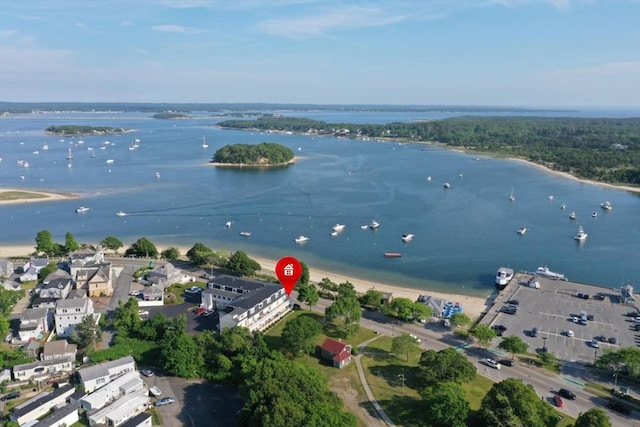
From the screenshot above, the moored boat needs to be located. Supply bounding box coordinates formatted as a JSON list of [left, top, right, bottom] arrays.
[[369, 220, 380, 229], [401, 233, 414, 242], [495, 267, 514, 286], [517, 227, 527, 235], [560, 203, 566, 210], [601, 201, 612, 210], [240, 231, 251, 237], [592, 211, 598, 218], [330, 231, 339, 237], [295, 235, 309, 244], [360, 225, 369, 230], [384, 252, 402, 258], [332, 224, 346, 232], [574, 226, 588, 241], [535, 266, 567, 281], [569, 211, 577, 220], [75, 207, 90, 213], [443, 182, 451, 189]]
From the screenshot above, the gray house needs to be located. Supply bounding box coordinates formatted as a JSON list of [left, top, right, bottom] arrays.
[[0, 259, 14, 278]]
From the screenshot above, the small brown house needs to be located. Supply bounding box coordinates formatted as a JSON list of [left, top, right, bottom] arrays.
[[319, 338, 352, 369]]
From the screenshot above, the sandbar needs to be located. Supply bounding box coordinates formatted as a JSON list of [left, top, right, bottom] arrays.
[[0, 188, 77, 205]]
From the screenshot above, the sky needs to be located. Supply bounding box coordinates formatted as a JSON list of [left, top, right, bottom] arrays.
[[0, 0, 638, 107]]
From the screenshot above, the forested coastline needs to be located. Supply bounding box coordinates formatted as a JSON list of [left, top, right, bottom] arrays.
[[45, 125, 131, 136], [218, 117, 640, 186]]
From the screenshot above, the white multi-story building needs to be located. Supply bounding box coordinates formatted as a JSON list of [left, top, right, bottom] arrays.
[[87, 390, 149, 427], [77, 356, 136, 393], [19, 307, 52, 341], [54, 297, 95, 337], [202, 275, 291, 332]]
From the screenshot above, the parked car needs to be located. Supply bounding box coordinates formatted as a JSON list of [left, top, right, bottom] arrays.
[[531, 327, 538, 337], [587, 314, 595, 321], [565, 330, 574, 337], [138, 309, 149, 317], [498, 359, 514, 367], [409, 334, 421, 343], [553, 395, 564, 407], [507, 300, 519, 306], [150, 386, 161, 397], [572, 316, 579, 323], [195, 307, 206, 315], [203, 310, 215, 317], [634, 324, 640, 332], [155, 397, 176, 407], [129, 290, 143, 297], [141, 369, 154, 377], [484, 359, 501, 370], [608, 337, 617, 344], [185, 286, 203, 294], [558, 388, 576, 400], [1, 391, 20, 401], [591, 339, 600, 348]]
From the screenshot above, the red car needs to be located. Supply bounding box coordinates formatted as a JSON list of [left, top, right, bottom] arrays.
[[553, 395, 564, 407], [195, 307, 206, 315]]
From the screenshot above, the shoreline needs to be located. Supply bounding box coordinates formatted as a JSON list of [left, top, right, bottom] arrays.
[[0, 243, 491, 320], [0, 188, 78, 205], [206, 156, 302, 168]]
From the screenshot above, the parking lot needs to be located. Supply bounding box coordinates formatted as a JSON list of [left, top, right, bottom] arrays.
[[486, 275, 639, 363]]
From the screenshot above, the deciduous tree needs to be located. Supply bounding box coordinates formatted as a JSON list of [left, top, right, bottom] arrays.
[[297, 261, 309, 287], [418, 348, 476, 387], [478, 378, 559, 427], [392, 333, 420, 361], [100, 236, 123, 254], [281, 315, 323, 356], [226, 250, 261, 276], [450, 312, 471, 328], [471, 324, 497, 347], [70, 314, 101, 349], [125, 237, 158, 258], [160, 247, 180, 260], [38, 262, 58, 281], [421, 382, 469, 427], [64, 232, 79, 253], [297, 284, 319, 310], [498, 336, 529, 360], [35, 230, 55, 255], [186, 242, 214, 266], [574, 408, 612, 427], [360, 289, 383, 310]]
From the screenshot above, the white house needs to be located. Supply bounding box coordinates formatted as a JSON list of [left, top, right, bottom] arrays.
[[9, 384, 74, 426], [77, 356, 136, 393], [40, 275, 74, 300], [20, 257, 49, 282], [31, 405, 79, 427], [87, 391, 149, 427], [12, 357, 74, 382], [19, 307, 52, 342], [79, 370, 144, 411], [42, 340, 77, 361], [146, 263, 182, 287], [203, 275, 291, 332], [54, 297, 95, 337]]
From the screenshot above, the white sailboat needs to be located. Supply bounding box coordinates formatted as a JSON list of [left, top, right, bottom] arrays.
[[509, 187, 515, 202], [66, 148, 73, 160], [201, 136, 209, 149]]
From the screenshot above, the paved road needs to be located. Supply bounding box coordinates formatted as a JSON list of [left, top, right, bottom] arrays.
[[296, 293, 639, 426]]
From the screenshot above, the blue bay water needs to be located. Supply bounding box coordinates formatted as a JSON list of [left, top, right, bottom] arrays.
[[1, 110, 639, 297]]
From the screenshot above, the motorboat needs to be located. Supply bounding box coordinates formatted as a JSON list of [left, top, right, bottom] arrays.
[[535, 266, 567, 281], [443, 182, 451, 189], [295, 235, 309, 244], [225, 221, 232, 228], [105, 159, 114, 164], [240, 231, 251, 237], [401, 233, 414, 242], [42, 144, 49, 150], [369, 220, 380, 230], [360, 225, 369, 230], [574, 226, 588, 241], [384, 252, 402, 258], [569, 211, 577, 220], [517, 227, 527, 235], [548, 195, 554, 201], [495, 267, 514, 286], [115, 211, 127, 217], [560, 203, 566, 210], [75, 207, 90, 214], [332, 224, 346, 232], [592, 212, 598, 218], [155, 172, 160, 178], [601, 201, 612, 210], [509, 187, 515, 202], [330, 231, 339, 237], [426, 176, 432, 182]]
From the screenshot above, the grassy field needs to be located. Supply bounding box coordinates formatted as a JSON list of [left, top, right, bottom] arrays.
[[360, 336, 574, 427], [164, 281, 206, 305]]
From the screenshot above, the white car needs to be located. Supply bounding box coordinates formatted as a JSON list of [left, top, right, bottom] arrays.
[[565, 330, 574, 337], [138, 309, 149, 316], [484, 358, 501, 369], [409, 334, 421, 343], [185, 286, 203, 294], [129, 290, 143, 297]]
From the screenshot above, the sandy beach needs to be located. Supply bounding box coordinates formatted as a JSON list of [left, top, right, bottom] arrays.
[[0, 188, 77, 205], [0, 243, 490, 320]]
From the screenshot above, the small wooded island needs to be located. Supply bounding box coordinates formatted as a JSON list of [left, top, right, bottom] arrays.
[[152, 112, 190, 119], [45, 125, 130, 136], [211, 143, 295, 167]]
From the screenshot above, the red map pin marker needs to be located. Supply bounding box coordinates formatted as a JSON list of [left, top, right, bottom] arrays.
[[275, 256, 302, 296]]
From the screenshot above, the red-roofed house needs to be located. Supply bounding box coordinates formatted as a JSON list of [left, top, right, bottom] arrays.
[[319, 338, 352, 369]]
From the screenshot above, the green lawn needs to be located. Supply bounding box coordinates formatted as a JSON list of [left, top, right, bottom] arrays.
[[165, 281, 206, 305]]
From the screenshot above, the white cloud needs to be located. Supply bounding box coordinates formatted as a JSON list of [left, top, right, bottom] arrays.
[[0, 30, 18, 37], [257, 5, 409, 37], [151, 24, 206, 34]]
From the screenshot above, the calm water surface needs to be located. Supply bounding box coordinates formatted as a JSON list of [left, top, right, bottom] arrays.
[[1, 110, 639, 297]]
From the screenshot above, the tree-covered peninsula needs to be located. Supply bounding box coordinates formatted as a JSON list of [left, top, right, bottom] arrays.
[[45, 125, 130, 136], [212, 143, 295, 166], [152, 112, 189, 119], [219, 116, 640, 186]]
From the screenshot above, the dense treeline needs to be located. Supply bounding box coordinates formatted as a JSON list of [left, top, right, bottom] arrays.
[[44, 125, 129, 136], [212, 142, 295, 165], [219, 116, 640, 185], [152, 112, 189, 119]]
